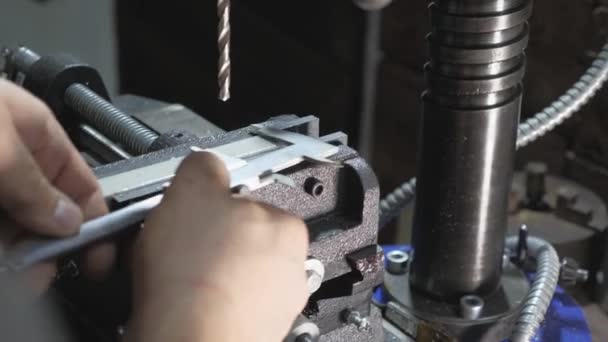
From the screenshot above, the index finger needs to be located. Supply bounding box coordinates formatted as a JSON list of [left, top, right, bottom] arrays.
[[0, 80, 106, 219]]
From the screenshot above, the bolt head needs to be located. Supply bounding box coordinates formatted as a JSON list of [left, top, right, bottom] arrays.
[[386, 250, 409, 274]]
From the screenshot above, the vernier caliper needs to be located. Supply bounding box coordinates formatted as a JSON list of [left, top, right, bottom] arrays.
[[0, 127, 339, 272]]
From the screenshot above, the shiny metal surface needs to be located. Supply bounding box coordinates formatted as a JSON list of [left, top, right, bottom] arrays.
[[64, 84, 159, 154], [217, 0, 231, 101], [379, 41, 608, 230], [425, 60, 525, 95], [459, 295, 484, 319], [98, 136, 272, 198], [430, 1, 532, 33], [411, 96, 521, 297], [410, 0, 532, 299], [386, 250, 409, 275], [435, 0, 526, 15], [429, 31, 529, 64], [80, 124, 132, 161]]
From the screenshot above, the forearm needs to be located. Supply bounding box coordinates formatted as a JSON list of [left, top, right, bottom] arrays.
[[126, 295, 229, 342]]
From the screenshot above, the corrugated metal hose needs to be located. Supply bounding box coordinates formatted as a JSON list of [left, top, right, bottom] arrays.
[[505, 236, 561, 342]]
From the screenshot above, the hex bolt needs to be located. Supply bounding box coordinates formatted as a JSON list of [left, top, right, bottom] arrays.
[[64, 83, 159, 155], [459, 295, 484, 320], [343, 309, 371, 332], [560, 257, 589, 287], [305, 258, 325, 294], [304, 178, 325, 198], [386, 250, 409, 275]]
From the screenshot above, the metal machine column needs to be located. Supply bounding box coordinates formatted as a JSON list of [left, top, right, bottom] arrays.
[[410, 0, 533, 299]]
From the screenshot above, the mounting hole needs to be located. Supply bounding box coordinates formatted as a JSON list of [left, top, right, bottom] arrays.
[[463, 296, 482, 307], [313, 184, 324, 197], [305, 178, 324, 198]]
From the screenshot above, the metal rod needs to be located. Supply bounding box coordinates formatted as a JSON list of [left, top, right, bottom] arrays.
[[80, 124, 133, 161], [217, 0, 232, 101], [410, 0, 533, 300], [64, 84, 159, 155], [355, 9, 382, 161]]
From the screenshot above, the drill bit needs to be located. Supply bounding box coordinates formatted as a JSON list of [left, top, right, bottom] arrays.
[[217, 0, 231, 101]]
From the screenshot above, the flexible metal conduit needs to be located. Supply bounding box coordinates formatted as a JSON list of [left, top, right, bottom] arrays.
[[505, 236, 560, 342], [379, 42, 608, 227]]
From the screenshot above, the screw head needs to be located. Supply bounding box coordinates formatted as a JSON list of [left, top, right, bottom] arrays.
[[386, 250, 409, 275], [304, 178, 324, 198], [343, 309, 371, 332]]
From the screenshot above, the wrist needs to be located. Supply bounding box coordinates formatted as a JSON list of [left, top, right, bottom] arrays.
[[126, 288, 243, 342]]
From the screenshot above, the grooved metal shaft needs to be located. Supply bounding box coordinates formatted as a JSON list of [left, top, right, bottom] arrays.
[[217, 0, 231, 101], [410, 0, 533, 300], [64, 84, 158, 155]]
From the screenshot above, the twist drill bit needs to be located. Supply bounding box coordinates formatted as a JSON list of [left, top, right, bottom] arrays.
[[217, 0, 231, 101]]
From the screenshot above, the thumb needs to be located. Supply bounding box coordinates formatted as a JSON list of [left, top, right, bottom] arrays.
[[0, 131, 83, 236]]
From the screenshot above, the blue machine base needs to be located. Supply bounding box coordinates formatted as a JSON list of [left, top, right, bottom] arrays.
[[377, 245, 592, 342]]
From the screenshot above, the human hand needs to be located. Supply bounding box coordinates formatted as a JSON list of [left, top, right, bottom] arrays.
[[0, 79, 114, 292], [127, 152, 310, 342]]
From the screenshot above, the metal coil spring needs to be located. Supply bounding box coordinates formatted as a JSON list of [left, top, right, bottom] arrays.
[[506, 236, 560, 342], [64, 84, 158, 155], [518, 43, 608, 148], [379, 41, 608, 228], [379, 178, 416, 228]]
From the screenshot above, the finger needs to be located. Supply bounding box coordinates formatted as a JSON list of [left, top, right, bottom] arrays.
[[165, 151, 231, 200], [20, 262, 56, 295], [80, 242, 117, 280], [0, 80, 107, 219], [0, 115, 83, 235], [0, 80, 114, 277]]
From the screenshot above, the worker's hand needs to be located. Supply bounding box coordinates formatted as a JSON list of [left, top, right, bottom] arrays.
[[0, 79, 114, 292], [127, 152, 310, 342]]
